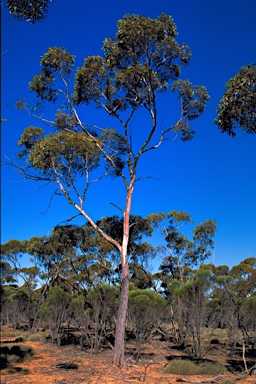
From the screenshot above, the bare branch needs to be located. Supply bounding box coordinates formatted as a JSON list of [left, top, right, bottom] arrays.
[[110, 201, 123, 214]]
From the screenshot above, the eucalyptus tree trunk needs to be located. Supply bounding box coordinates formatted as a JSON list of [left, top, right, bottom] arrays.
[[113, 263, 129, 367], [113, 186, 133, 367]]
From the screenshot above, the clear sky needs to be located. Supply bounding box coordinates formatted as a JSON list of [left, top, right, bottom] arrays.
[[1, 0, 256, 269]]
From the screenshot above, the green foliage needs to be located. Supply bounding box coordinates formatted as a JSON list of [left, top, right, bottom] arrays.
[[158, 211, 217, 287], [128, 288, 166, 361], [17, 126, 45, 158], [128, 288, 165, 308], [0, 261, 16, 284], [1, 239, 28, 257], [1, 239, 33, 286], [54, 110, 78, 130], [171, 80, 210, 140], [7, 0, 52, 23], [72, 56, 107, 106], [230, 257, 256, 297], [128, 289, 166, 332], [14, 13, 210, 365], [71, 12, 209, 136], [87, 284, 117, 306], [103, 13, 190, 75], [72, 285, 117, 353], [40, 46, 75, 76], [38, 286, 72, 346], [39, 286, 71, 324], [192, 220, 217, 266], [156, 212, 216, 289], [215, 64, 256, 136], [27, 332, 47, 342], [165, 358, 225, 375], [29, 47, 75, 102], [23, 131, 100, 177]]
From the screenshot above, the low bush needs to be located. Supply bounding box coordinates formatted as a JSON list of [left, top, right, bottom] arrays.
[[1, 330, 24, 339], [14, 336, 27, 342], [27, 333, 46, 342], [165, 358, 226, 375], [0, 345, 35, 368]]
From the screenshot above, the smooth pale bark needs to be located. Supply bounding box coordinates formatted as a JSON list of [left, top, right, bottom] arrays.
[[113, 269, 129, 367], [113, 186, 133, 367]]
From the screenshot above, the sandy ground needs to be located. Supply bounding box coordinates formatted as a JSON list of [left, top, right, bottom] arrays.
[[1, 340, 256, 383]]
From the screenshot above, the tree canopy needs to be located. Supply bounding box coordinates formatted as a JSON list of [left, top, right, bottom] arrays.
[[215, 64, 256, 136], [6, 0, 52, 23]]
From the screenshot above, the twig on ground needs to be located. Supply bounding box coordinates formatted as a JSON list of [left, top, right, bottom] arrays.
[[180, 373, 223, 383]]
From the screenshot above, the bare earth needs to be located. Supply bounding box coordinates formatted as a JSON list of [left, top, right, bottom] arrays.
[[1, 340, 255, 384]]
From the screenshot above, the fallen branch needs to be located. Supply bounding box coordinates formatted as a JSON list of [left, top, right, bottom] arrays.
[[180, 373, 223, 383], [248, 363, 256, 376]]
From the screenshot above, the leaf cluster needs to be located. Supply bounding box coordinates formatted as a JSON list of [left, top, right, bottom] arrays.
[[215, 64, 256, 136], [72, 14, 193, 113], [29, 47, 75, 102], [18, 128, 100, 178], [7, 0, 52, 23]]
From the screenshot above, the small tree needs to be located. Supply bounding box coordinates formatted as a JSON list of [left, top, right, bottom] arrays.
[[149, 211, 216, 347], [148, 211, 216, 288], [39, 285, 71, 346], [128, 288, 166, 362], [176, 269, 212, 358], [70, 286, 117, 352], [14, 14, 209, 366], [241, 296, 256, 342], [86, 285, 117, 353]]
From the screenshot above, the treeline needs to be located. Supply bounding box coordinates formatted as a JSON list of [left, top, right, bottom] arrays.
[[1, 212, 256, 360]]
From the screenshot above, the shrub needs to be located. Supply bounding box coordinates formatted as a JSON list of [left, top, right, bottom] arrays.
[[14, 336, 26, 342], [1, 330, 24, 339], [165, 358, 225, 375], [27, 333, 46, 342], [0, 345, 35, 368]]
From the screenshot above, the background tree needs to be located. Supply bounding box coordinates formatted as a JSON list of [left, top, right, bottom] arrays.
[[148, 211, 216, 348], [127, 287, 166, 362], [1, 240, 28, 284], [0, 261, 16, 285], [14, 14, 209, 366], [70, 285, 117, 353], [39, 285, 71, 346], [6, 0, 52, 23], [85, 285, 117, 353], [215, 64, 256, 136], [241, 296, 256, 344], [148, 211, 217, 289], [208, 258, 256, 352], [173, 268, 212, 358]]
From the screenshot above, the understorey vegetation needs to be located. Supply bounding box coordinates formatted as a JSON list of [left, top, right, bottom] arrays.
[[1, 216, 256, 368]]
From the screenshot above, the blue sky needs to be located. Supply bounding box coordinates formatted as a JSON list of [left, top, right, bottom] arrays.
[[1, 0, 256, 269]]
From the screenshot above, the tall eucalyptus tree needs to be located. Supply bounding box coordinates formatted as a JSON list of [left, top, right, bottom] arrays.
[[14, 14, 209, 366]]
